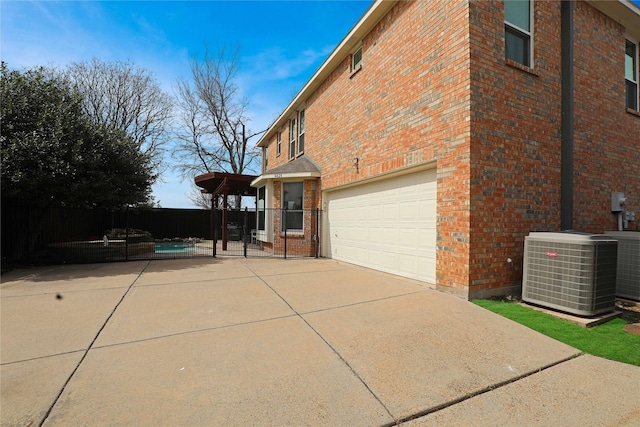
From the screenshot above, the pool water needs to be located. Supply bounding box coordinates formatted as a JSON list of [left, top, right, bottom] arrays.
[[154, 241, 196, 253]]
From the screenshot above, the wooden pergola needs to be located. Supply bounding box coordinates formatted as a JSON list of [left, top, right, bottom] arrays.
[[194, 172, 257, 251]]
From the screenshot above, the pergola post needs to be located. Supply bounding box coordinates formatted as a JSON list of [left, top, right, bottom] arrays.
[[194, 172, 258, 254]]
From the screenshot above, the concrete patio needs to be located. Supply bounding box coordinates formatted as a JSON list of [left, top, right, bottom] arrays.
[[2, 258, 639, 426]]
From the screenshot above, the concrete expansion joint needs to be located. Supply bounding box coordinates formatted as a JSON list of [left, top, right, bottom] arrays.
[[299, 290, 425, 315], [0, 349, 85, 367], [38, 260, 153, 427], [242, 261, 397, 421], [132, 274, 257, 288], [380, 352, 585, 426], [90, 313, 300, 350]]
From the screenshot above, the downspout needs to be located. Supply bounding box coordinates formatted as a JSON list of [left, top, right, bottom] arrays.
[[561, 0, 574, 230]]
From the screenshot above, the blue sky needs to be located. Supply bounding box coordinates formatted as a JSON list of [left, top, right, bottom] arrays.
[[1, 0, 372, 208], [2, 1, 639, 207]]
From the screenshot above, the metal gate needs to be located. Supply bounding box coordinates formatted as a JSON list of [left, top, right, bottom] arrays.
[[1, 202, 322, 266], [212, 207, 322, 259]]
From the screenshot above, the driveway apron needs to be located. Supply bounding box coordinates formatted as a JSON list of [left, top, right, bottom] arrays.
[[2, 258, 639, 426]]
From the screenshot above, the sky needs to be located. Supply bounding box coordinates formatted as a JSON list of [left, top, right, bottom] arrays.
[[3, 1, 639, 208], [1, 0, 373, 208]]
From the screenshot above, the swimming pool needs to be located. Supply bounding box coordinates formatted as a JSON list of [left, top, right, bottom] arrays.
[[154, 241, 196, 253]]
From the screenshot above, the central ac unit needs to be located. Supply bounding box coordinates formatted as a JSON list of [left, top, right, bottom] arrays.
[[604, 231, 640, 301], [522, 232, 617, 316]]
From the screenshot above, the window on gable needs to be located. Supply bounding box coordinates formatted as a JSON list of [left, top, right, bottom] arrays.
[[288, 118, 296, 160], [298, 109, 305, 154], [276, 130, 282, 156], [351, 46, 363, 72], [282, 182, 303, 231], [626, 39, 638, 111], [505, 0, 532, 67]]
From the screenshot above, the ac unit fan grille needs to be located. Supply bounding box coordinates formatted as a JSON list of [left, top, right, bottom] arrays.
[[523, 234, 617, 316]]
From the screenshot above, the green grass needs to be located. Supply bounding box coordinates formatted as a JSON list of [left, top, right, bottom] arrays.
[[472, 299, 640, 367]]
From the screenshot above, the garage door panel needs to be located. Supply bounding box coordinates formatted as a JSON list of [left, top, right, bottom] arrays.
[[326, 169, 436, 284]]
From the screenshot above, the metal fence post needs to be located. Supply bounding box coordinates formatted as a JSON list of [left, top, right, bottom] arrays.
[[211, 204, 217, 258], [283, 207, 287, 259], [125, 205, 130, 261], [243, 207, 248, 258], [315, 208, 320, 258]]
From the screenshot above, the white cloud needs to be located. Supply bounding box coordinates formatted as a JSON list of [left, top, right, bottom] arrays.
[[241, 44, 335, 83]]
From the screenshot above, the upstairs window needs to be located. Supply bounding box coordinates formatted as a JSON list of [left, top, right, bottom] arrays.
[[276, 130, 282, 156], [288, 117, 296, 160], [298, 109, 305, 154], [351, 46, 363, 72], [626, 39, 638, 111], [505, 0, 532, 67], [263, 146, 268, 172]]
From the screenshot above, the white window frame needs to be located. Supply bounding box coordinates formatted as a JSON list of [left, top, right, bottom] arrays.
[[281, 181, 304, 232], [276, 130, 282, 156], [297, 109, 305, 154], [504, 0, 534, 68], [626, 38, 639, 111], [263, 146, 268, 172], [351, 45, 363, 72], [288, 117, 296, 160], [257, 186, 266, 232]]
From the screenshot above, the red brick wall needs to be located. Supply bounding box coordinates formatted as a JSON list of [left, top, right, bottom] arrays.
[[261, 0, 640, 298], [572, 1, 640, 232], [467, 0, 640, 299], [467, 0, 563, 298], [305, 0, 473, 294]]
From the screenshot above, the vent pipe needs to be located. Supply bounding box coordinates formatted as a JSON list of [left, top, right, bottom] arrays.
[[561, 0, 574, 230]]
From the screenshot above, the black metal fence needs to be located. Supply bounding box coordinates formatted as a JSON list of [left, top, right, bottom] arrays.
[[1, 203, 214, 265], [212, 207, 322, 259], [1, 201, 323, 266]]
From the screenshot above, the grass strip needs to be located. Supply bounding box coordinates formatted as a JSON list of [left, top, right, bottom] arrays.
[[472, 299, 640, 367]]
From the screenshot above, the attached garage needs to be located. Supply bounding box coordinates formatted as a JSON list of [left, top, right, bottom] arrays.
[[323, 167, 437, 284]]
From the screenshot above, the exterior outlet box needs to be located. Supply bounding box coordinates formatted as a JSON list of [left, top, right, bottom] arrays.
[[611, 192, 626, 212], [625, 211, 636, 222]]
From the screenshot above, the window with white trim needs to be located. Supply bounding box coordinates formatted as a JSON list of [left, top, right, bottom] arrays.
[[298, 109, 305, 154], [351, 46, 363, 72], [276, 130, 282, 156], [257, 186, 266, 231], [626, 39, 638, 111], [505, 0, 532, 67], [263, 146, 268, 172], [282, 182, 303, 231], [288, 118, 296, 160]]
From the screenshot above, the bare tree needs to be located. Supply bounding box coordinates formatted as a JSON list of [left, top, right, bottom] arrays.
[[173, 46, 261, 179], [187, 186, 212, 210], [66, 58, 173, 171]]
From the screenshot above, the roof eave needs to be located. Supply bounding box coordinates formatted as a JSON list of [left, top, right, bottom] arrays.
[[586, 0, 640, 40], [251, 171, 322, 188]]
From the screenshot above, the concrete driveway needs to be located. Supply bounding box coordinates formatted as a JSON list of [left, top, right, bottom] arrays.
[[2, 258, 639, 426]]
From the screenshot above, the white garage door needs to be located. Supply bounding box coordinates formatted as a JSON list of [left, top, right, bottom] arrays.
[[325, 168, 437, 284]]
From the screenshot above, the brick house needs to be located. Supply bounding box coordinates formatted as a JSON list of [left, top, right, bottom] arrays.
[[250, 0, 640, 299]]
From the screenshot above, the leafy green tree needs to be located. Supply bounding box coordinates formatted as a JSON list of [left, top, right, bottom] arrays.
[[1, 62, 155, 208]]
